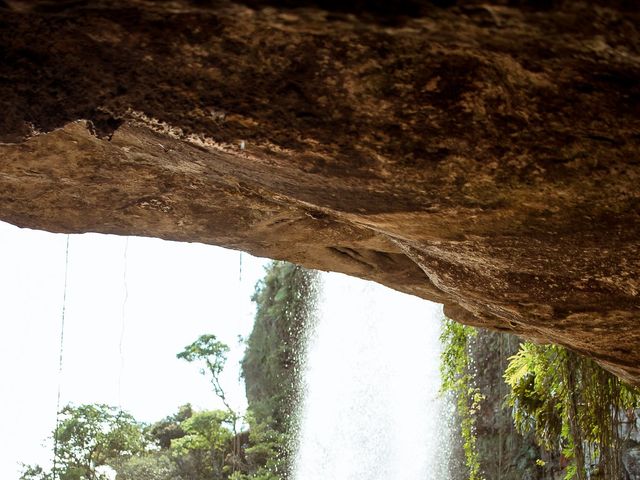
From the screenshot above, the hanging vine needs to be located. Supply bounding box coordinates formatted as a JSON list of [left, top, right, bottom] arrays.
[[504, 342, 640, 479], [440, 318, 485, 480]]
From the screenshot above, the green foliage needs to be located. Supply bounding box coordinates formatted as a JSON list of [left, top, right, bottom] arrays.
[[178, 334, 234, 417], [21, 404, 145, 480], [171, 409, 236, 479], [149, 403, 193, 449], [237, 261, 318, 479], [19, 465, 52, 480], [170, 262, 318, 480], [178, 334, 251, 478], [115, 453, 180, 480], [177, 334, 230, 376], [228, 412, 288, 480], [242, 261, 317, 431], [171, 410, 234, 454], [440, 318, 485, 480], [504, 342, 640, 479], [137, 404, 243, 480], [504, 343, 565, 451], [55, 404, 144, 479]]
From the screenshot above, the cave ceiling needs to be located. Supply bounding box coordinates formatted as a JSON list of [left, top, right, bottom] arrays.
[[1, 0, 639, 382]]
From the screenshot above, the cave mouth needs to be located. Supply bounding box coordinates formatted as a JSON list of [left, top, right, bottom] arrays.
[[5, 222, 639, 480]]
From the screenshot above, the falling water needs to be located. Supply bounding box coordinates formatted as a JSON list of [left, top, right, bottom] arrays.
[[293, 272, 450, 480]]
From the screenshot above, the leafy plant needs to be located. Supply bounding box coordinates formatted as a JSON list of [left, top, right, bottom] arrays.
[[242, 261, 317, 430], [504, 342, 640, 479], [21, 404, 145, 480], [440, 318, 485, 480], [177, 335, 236, 428], [115, 453, 180, 480], [228, 412, 288, 480], [240, 261, 318, 478]]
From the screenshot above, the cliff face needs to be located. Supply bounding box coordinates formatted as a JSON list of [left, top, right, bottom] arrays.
[[242, 262, 317, 429], [469, 330, 562, 480], [1, 1, 639, 382]]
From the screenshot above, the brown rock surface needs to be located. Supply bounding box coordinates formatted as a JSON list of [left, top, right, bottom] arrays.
[[1, 1, 639, 381]]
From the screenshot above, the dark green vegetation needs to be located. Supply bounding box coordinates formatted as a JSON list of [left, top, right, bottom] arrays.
[[440, 321, 483, 479], [441, 319, 640, 480], [21, 404, 146, 480], [231, 260, 318, 480], [505, 344, 640, 480], [20, 261, 317, 480], [242, 261, 317, 432], [20, 401, 245, 480]]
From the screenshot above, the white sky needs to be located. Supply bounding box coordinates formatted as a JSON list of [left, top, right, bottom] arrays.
[[0, 220, 270, 479]]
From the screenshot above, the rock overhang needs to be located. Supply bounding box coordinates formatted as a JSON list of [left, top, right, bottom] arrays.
[[1, 0, 639, 382]]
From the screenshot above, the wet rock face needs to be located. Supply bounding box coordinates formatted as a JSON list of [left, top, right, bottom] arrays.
[[624, 446, 640, 480], [1, 1, 639, 381]]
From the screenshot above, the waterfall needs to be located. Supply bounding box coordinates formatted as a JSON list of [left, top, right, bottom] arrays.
[[293, 272, 450, 480]]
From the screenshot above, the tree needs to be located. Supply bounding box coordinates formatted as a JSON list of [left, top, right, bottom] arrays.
[[171, 409, 236, 479], [178, 335, 245, 475], [228, 412, 287, 480], [149, 403, 193, 450], [115, 453, 180, 480], [21, 404, 145, 480], [177, 335, 235, 426], [19, 465, 52, 480], [118, 405, 236, 480]]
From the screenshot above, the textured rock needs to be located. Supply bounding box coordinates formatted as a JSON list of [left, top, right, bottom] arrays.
[[623, 446, 640, 480], [1, 1, 639, 381], [620, 412, 640, 445]]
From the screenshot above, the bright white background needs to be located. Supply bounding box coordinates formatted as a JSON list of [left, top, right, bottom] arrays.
[[0, 220, 269, 479]]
